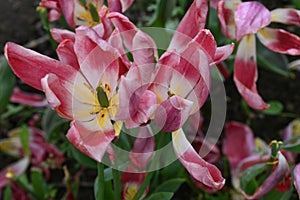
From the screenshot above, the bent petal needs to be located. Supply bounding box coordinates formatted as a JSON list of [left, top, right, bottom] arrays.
[[155, 95, 193, 132], [257, 27, 300, 56], [233, 35, 269, 110], [50, 28, 75, 43], [169, 0, 208, 50], [294, 163, 300, 198], [210, 43, 235, 66], [172, 129, 225, 190], [222, 121, 255, 169], [4, 42, 77, 91], [108, 0, 134, 12], [235, 2, 270, 41], [56, 39, 80, 70], [271, 8, 300, 26], [66, 121, 115, 162], [10, 87, 48, 107], [241, 152, 289, 200]]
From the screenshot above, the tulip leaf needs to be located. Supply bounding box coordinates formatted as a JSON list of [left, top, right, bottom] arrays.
[[3, 184, 12, 200], [154, 178, 185, 193], [260, 186, 293, 200], [71, 145, 97, 168], [30, 169, 48, 200], [292, 0, 300, 9], [261, 101, 283, 115], [20, 125, 30, 156], [144, 192, 174, 200], [281, 142, 300, 153], [0, 57, 16, 113], [94, 176, 114, 200]]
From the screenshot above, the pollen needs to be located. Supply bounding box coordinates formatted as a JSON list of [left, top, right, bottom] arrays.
[[5, 168, 16, 179]]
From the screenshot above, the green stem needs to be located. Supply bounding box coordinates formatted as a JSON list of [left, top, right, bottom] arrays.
[[132, 172, 154, 200], [97, 162, 105, 200], [112, 168, 121, 200]]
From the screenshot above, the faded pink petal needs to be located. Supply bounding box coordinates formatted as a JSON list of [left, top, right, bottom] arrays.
[[235, 2, 270, 41], [172, 129, 225, 190], [222, 121, 255, 168], [233, 35, 269, 110], [211, 43, 235, 66], [66, 121, 115, 162], [129, 126, 155, 169], [169, 0, 208, 50], [241, 152, 289, 200], [217, 0, 240, 40], [56, 39, 80, 70], [257, 27, 300, 56], [271, 8, 300, 26], [48, 9, 61, 21], [294, 163, 300, 198], [4, 42, 77, 91], [155, 95, 193, 132], [108, 12, 158, 67], [10, 87, 48, 107], [50, 28, 75, 43], [0, 157, 29, 189]]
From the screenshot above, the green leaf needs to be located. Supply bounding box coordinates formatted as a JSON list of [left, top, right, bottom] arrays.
[[281, 142, 300, 153], [0, 57, 16, 113], [261, 101, 283, 115], [292, 0, 300, 9], [3, 184, 12, 200], [30, 169, 48, 200], [94, 176, 114, 200], [260, 186, 294, 200], [42, 107, 68, 138], [145, 192, 174, 200], [70, 145, 97, 168], [20, 125, 30, 156], [148, 0, 176, 27], [154, 178, 185, 193]]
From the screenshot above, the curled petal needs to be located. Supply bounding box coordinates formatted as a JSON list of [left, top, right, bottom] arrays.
[[169, 0, 208, 50], [241, 152, 289, 200], [222, 122, 255, 169], [10, 87, 48, 107], [172, 129, 225, 190], [271, 8, 300, 26], [4, 42, 77, 91], [129, 126, 156, 169], [217, 0, 240, 40], [235, 2, 270, 41], [66, 121, 115, 162], [294, 163, 300, 198], [155, 95, 193, 132], [233, 35, 269, 110], [210, 43, 235, 66], [257, 27, 300, 56], [108, 0, 134, 12], [50, 28, 75, 43]]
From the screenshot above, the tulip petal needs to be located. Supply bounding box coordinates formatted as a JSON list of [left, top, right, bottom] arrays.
[[217, 0, 240, 40], [233, 35, 269, 110], [108, 0, 134, 12], [50, 28, 75, 43], [4, 42, 77, 91], [222, 121, 255, 169], [10, 87, 48, 107], [169, 0, 208, 50], [271, 8, 300, 26], [210, 43, 235, 66], [59, 0, 75, 28], [66, 120, 115, 162], [294, 163, 300, 198], [56, 39, 80, 70], [257, 27, 300, 56], [172, 129, 225, 190], [235, 2, 270, 41], [108, 12, 158, 67], [241, 152, 289, 200]]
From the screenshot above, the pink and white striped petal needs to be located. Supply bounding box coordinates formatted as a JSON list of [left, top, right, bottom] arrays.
[[66, 120, 115, 162], [294, 163, 300, 198], [271, 8, 300, 26], [235, 1, 270, 41], [10, 87, 48, 108], [172, 129, 225, 190], [233, 35, 269, 110], [210, 43, 235, 66], [257, 27, 300, 56], [56, 39, 80, 70], [108, 0, 134, 12], [4, 42, 77, 91], [50, 28, 75, 43]]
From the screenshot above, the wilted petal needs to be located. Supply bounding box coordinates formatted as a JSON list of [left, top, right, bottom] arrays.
[[257, 27, 300, 56], [294, 163, 300, 198], [0, 157, 29, 189], [241, 152, 289, 200], [66, 121, 115, 162], [155, 96, 193, 132], [172, 129, 225, 190], [10, 87, 48, 107], [4, 42, 77, 91], [129, 126, 155, 169], [222, 121, 255, 169], [217, 0, 240, 40], [271, 8, 300, 26], [108, 12, 158, 67], [233, 35, 269, 110], [169, 0, 208, 50], [235, 2, 270, 41]]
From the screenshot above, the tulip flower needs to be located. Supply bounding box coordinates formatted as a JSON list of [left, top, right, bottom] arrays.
[[294, 163, 300, 198], [5, 26, 126, 162], [10, 87, 48, 108], [218, 0, 300, 110]]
